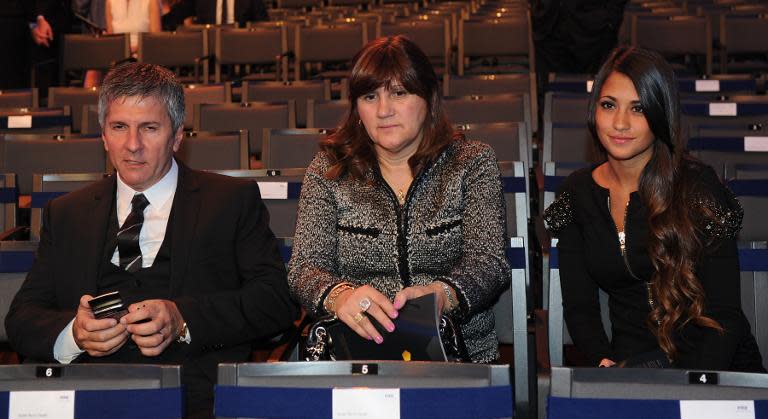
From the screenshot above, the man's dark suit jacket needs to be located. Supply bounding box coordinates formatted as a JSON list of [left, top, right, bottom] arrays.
[[6, 162, 297, 374], [193, 0, 268, 26]]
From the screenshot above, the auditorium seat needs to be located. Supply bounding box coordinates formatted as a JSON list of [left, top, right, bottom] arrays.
[[138, 30, 210, 84], [214, 26, 288, 83], [457, 12, 534, 76], [0, 107, 72, 135], [47, 87, 99, 133], [0, 241, 37, 346], [542, 122, 595, 165], [215, 362, 515, 418], [0, 174, 18, 237], [215, 168, 305, 238], [30, 172, 107, 241], [262, 128, 327, 169], [194, 101, 296, 159], [548, 366, 768, 419], [183, 83, 232, 130], [0, 89, 38, 108], [306, 99, 348, 129], [443, 73, 537, 118], [719, 13, 768, 74], [60, 34, 130, 86], [455, 122, 531, 167], [443, 93, 533, 141], [294, 22, 368, 80], [1, 134, 106, 197], [378, 19, 451, 75], [687, 136, 768, 180], [631, 14, 712, 75], [737, 240, 768, 372], [242, 80, 331, 128], [175, 130, 249, 171]]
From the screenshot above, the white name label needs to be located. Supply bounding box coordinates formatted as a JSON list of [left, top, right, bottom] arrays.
[[9, 390, 75, 419], [744, 136, 768, 152], [257, 181, 288, 200], [709, 102, 737, 116], [586, 80, 594, 93], [680, 400, 755, 419], [7, 115, 32, 129], [332, 388, 400, 419], [695, 80, 720, 92]]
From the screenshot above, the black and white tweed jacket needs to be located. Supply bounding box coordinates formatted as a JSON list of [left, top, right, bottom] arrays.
[[288, 139, 511, 362]]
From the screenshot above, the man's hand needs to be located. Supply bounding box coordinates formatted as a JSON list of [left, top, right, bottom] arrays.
[[121, 299, 184, 356], [72, 295, 130, 357], [31, 16, 54, 47]]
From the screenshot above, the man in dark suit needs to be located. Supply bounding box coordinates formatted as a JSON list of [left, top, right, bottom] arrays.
[[6, 62, 297, 417], [192, 0, 268, 26]]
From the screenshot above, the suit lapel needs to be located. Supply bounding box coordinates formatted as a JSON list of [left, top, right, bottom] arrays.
[[169, 163, 201, 295], [81, 176, 117, 294]]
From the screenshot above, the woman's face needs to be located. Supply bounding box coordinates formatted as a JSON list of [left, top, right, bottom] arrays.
[[356, 83, 428, 159], [595, 71, 655, 166]]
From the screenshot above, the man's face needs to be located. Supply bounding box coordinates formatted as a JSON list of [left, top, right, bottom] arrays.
[[102, 95, 182, 191]]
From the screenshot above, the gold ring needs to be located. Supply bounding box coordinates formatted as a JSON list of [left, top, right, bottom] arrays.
[[353, 312, 365, 323]]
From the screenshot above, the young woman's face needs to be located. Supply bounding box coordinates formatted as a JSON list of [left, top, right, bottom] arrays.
[[595, 71, 655, 166], [356, 83, 428, 159]]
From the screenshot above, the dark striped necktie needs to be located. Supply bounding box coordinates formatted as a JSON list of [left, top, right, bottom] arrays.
[[117, 193, 150, 272]]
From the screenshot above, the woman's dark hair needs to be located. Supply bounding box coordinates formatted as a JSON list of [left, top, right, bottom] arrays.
[[587, 46, 722, 361], [321, 35, 458, 180]]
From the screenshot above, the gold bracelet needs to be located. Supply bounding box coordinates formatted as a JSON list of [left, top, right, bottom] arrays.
[[323, 282, 355, 315]]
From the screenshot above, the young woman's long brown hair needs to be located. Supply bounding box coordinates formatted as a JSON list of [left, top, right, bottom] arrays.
[[320, 35, 459, 181], [587, 47, 723, 360]]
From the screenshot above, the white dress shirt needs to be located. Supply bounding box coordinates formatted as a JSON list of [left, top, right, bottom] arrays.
[[216, 0, 235, 25], [53, 161, 179, 363]]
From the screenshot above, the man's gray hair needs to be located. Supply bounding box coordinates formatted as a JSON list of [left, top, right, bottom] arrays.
[[98, 62, 185, 132]]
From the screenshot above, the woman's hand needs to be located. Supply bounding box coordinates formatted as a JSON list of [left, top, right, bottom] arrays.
[[393, 282, 452, 314], [598, 358, 616, 368], [334, 285, 398, 344]]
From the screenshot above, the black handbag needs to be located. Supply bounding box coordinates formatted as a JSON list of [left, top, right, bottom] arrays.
[[303, 314, 471, 362]]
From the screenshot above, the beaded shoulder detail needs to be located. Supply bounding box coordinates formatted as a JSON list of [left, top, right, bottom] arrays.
[[693, 187, 743, 240], [543, 190, 574, 236]]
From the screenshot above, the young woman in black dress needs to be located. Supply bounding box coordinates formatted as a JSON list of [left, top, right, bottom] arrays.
[[545, 46, 765, 371]]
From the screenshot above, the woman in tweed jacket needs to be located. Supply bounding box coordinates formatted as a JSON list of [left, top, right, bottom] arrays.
[[287, 36, 511, 363]]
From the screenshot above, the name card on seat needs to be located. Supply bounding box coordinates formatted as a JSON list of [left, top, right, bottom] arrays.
[[680, 400, 754, 419], [744, 136, 768, 152], [257, 182, 288, 199], [709, 103, 737, 116], [332, 388, 400, 419], [695, 80, 720, 92], [7, 115, 32, 129], [9, 390, 75, 419]]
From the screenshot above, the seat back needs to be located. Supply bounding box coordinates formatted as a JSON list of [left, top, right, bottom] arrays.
[[0, 89, 38, 108], [183, 83, 232, 130], [687, 136, 768, 181], [294, 23, 368, 80], [443, 73, 537, 119], [214, 168, 305, 238], [61, 34, 131, 84], [138, 30, 209, 83], [1, 134, 106, 196], [48, 87, 99, 133], [243, 80, 331, 128], [215, 362, 515, 419], [215, 26, 288, 83], [738, 241, 768, 372], [175, 130, 249, 170], [0, 241, 38, 343], [0, 174, 17, 233], [195, 101, 296, 158], [262, 128, 327, 169], [457, 13, 533, 76], [542, 122, 596, 164], [0, 107, 71, 135], [307, 99, 349, 129], [728, 178, 768, 243], [443, 94, 532, 141], [378, 19, 450, 73], [631, 15, 712, 75], [456, 122, 529, 167], [30, 172, 107, 241]]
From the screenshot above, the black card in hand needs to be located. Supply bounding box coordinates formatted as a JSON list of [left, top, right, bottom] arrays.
[[327, 293, 447, 361]]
